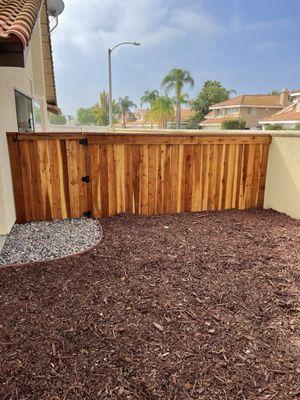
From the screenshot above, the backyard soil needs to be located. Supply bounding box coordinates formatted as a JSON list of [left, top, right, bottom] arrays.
[[0, 209, 300, 400]]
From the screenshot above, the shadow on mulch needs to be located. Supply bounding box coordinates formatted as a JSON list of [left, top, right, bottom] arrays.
[[0, 209, 300, 400]]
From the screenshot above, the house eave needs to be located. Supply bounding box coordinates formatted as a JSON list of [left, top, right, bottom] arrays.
[[260, 120, 300, 125], [210, 105, 284, 110]]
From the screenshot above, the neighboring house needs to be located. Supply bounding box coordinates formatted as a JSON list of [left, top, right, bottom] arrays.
[[166, 108, 195, 129], [0, 0, 60, 235], [114, 110, 150, 128], [200, 90, 290, 130], [260, 90, 300, 130], [115, 108, 195, 129]]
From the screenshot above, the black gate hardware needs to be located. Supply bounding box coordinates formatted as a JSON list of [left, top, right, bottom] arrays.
[[83, 210, 92, 218], [81, 175, 90, 183], [79, 137, 88, 146]]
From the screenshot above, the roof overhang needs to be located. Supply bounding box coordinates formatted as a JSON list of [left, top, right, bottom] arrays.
[[0, 37, 28, 67], [40, 3, 59, 114], [200, 122, 222, 126], [47, 103, 61, 115], [0, 0, 43, 67], [210, 105, 283, 110], [0, 0, 59, 113], [260, 120, 300, 125]]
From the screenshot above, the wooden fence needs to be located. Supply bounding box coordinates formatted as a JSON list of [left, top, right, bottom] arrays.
[[7, 132, 271, 223]]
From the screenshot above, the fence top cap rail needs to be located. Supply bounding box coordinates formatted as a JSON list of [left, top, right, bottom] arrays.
[[7, 129, 272, 138], [86, 129, 271, 137]]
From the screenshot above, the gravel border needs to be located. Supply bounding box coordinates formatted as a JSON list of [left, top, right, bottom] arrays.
[[0, 218, 103, 266]]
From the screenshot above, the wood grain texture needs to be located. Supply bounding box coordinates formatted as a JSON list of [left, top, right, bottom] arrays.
[[7, 132, 271, 222]]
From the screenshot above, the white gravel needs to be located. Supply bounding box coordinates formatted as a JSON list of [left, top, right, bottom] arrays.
[[0, 218, 102, 266]]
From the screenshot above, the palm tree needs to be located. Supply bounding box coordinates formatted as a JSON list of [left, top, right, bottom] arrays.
[[118, 96, 136, 128], [161, 68, 194, 129], [140, 89, 159, 108], [147, 96, 174, 129], [227, 89, 237, 97]]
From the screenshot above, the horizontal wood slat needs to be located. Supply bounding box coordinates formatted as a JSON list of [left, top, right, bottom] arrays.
[[7, 132, 271, 222]]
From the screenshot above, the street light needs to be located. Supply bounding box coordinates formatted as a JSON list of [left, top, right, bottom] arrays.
[[108, 41, 141, 128]]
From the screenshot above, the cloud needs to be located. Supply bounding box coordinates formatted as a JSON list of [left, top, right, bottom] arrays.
[[52, 0, 222, 55], [231, 14, 292, 32], [254, 40, 276, 52]]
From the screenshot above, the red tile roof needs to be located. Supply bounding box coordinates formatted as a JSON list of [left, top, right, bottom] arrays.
[[261, 103, 300, 123], [210, 94, 285, 108], [0, 0, 43, 47], [180, 108, 195, 122]]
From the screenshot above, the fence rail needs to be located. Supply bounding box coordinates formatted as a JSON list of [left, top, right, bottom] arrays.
[[7, 131, 271, 222]]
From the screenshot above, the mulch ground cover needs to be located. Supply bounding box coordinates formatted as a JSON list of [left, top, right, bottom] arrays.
[[0, 209, 300, 400]]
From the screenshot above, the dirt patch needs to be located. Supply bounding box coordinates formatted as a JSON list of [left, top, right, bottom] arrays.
[[0, 209, 300, 399]]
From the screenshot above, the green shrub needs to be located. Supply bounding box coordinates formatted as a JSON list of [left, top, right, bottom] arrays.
[[221, 120, 246, 130], [264, 124, 283, 131], [294, 123, 300, 131]]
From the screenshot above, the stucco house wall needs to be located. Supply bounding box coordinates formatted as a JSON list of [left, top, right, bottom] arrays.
[[202, 107, 284, 130], [264, 134, 300, 219], [0, 15, 49, 235], [239, 107, 283, 129]]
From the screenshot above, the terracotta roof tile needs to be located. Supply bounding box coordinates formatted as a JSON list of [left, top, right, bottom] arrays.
[[210, 94, 286, 108], [180, 108, 195, 122], [0, 0, 43, 47], [261, 103, 300, 123]]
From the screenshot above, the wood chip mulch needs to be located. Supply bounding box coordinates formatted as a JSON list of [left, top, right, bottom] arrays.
[[0, 209, 300, 400]]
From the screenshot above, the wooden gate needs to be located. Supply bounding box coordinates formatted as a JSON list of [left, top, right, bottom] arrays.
[[7, 132, 271, 223]]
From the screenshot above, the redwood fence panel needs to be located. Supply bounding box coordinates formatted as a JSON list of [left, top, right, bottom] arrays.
[[7, 132, 271, 222]]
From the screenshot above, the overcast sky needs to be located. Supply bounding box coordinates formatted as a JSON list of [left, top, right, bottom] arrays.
[[51, 0, 300, 116]]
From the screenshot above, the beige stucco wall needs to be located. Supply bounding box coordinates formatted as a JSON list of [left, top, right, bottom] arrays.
[[204, 106, 284, 130], [0, 15, 49, 235], [239, 107, 282, 129], [264, 135, 300, 219]]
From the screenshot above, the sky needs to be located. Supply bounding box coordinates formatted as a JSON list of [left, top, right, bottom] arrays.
[[51, 0, 300, 116]]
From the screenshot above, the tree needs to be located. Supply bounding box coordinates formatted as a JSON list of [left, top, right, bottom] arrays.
[[161, 68, 194, 129], [49, 112, 67, 125], [146, 96, 174, 129], [268, 90, 280, 96], [77, 107, 98, 126], [190, 81, 236, 128], [95, 90, 118, 126], [33, 104, 41, 124], [141, 89, 159, 108], [76, 91, 119, 127], [118, 96, 137, 128]]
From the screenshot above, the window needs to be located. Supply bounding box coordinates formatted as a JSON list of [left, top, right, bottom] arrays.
[[15, 90, 34, 132], [227, 107, 239, 114], [215, 109, 222, 116], [247, 107, 252, 114]]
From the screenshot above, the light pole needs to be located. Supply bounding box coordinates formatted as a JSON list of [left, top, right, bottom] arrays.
[[108, 41, 141, 128]]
